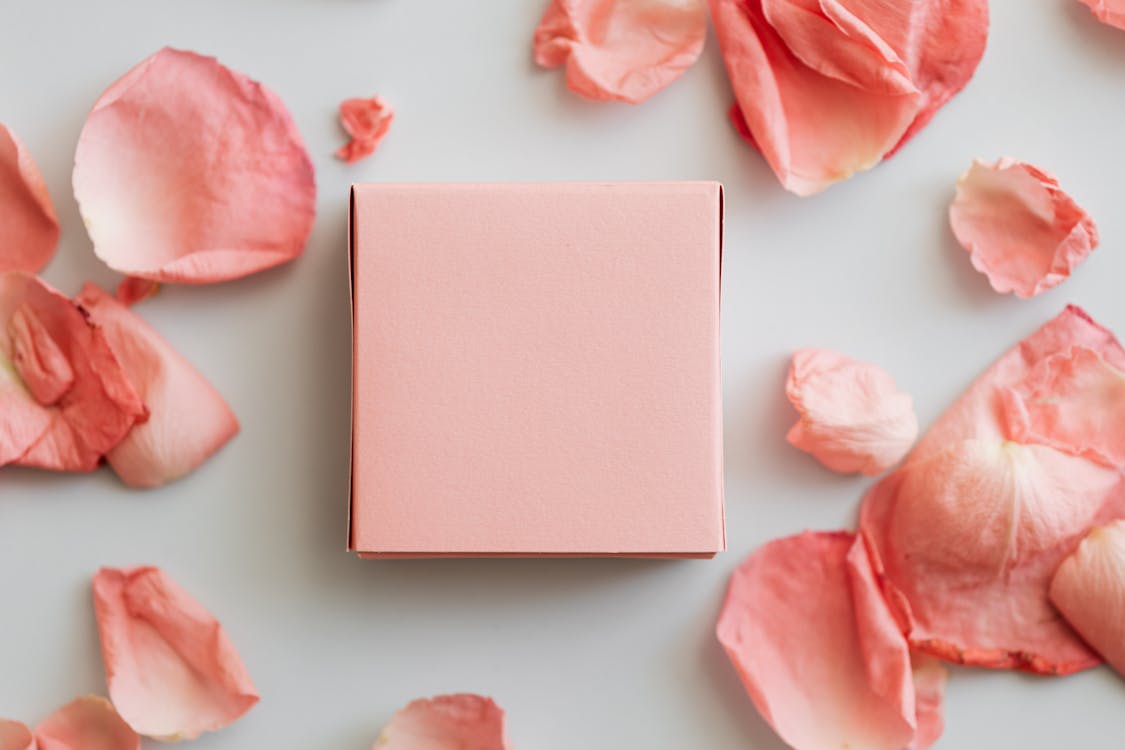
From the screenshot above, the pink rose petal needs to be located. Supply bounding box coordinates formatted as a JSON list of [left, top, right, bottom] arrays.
[[373, 694, 513, 750], [910, 655, 948, 750], [0, 719, 34, 750], [533, 0, 707, 104], [1078, 0, 1125, 29], [336, 96, 394, 164], [73, 47, 316, 284], [0, 123, 58, 273], [77, 284, 238, 487], [33, 697, 138, 750], [1050, 520, 1125, 678], [92, 566, 258, 740], [785, 348, 918, 475], [950, 158, 1099, 298], [114, 277, 160, 307]]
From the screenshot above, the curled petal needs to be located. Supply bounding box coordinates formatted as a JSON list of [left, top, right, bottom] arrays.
[[92, 566, 258, 740], [73, 47, 316, 284], [0, 123, 58, 273], [77, 284, 238, 487], [336, 96, 394, 164], [1050, 520, 1125, 678], [785, 348, 917, 475], [7, 303, 74, 406], [533, 0, 707, 104], [115, 277, 160, 306], [1078, 0, 1125, 29], [33, 697, 138, 750], [909, 655, 948, 750], [373, 694, 512, 750], [950, 158, 1099, 298], [0, 719, 34, 750]]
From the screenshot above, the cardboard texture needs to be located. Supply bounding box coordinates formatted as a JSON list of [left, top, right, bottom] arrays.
[[349, 182, 724, 558]]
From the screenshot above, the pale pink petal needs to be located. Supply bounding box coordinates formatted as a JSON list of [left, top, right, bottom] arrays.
[[1050, 520, 1125, 677], [77, 284, 238, 487], [0, 719, 34, 750], [114, 277, 160, 306], [716, 531, 919, 750], [1078, 0, 1125, 30], [336, 96, 394, 164], [0, 123, 58, 273], [785, 348, 917, 475], [373, 694, 512, 750], [533, 0, 707, 104], [950, 158, 1098, 298], [92, 566, 258, 740], [909, 655, 948, 750], [0, 272, 145, 471], [73, 47, 316, 284], [33, 697, 138, 750]]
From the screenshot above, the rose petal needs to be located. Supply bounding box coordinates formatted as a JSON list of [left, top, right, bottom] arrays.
[[0, 272, 145, 471], [909, 655, 948, 750], [0, 719, 34, 750], [114, 277, 160, 306], [76, 284, 238, 487], [716, 531, 920, 750], [73, 47, 316, 284], [1050, 520, 1125, 677], [373, 694, 512, 750], [33, 697, 138, 750], [92, 566, 258, 740], [949, 158, 1099, 298], [785, 348, 918, 475], [336, 96, 394, 164], [1078, 0, 1125, 29], [533, 0, 707, 104], [0, 123, 58, 273]]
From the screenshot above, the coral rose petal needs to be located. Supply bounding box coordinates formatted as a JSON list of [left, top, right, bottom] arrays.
[[336, 96, 394, 164], [785, 348, 918, 475], [0, 719, 34, 750], [716, 531, 919, 750], [533, 0, 707, 104], [77, 284, 238, 487], [909, 655, 948, 750], [33, 697, 138, 750], [114, 277, 160, 306], [1050, 520, 1125, 677], [0, 123, 58, 273], [1079, 0, 1125, 29], [950, 158, 1099, 298], [73, 47, 316, 284], [373, 694, 512, 750], [92, 566, 258, 740]]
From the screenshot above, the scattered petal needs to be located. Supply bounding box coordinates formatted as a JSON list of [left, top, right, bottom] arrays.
[[115, 277, 160, 306], [373, 694, 512, 750], [0, 123, 58, 273], [910, 655, 948, 750], [1078, 0, 1125, 30], [73, 47, 316, 284], [336, 96, 394, 164], [785, 348, 917, 475], [533, 0, 707, 104], [950, 158, 1099, 298], [0, 719, 33, 750], [92, 566, 258, 740], [77, 284, 238, 487], [34, 697, 138, 750], [1050, 520, 1125, 677]]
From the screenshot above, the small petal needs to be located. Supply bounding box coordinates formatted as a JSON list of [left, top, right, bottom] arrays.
[[7, 303, 75, 405], [0, 719, 34, 750], [0, 123, 58, 273], [1050, 520, 1125, 677], [115, 277, 160, 306], [909, 655, 948, 750], [77, 284, 238, 487], [785, 348, 917, 475], [1078, 0, 1125, 29], [373, 694, 512, 750], [336, 96, 394, 164], [950, 158, 1099, 298], [33, 697, 138, 750], [73, 47, 316, 284], [92, 566, 258, 740], [533, 0, 707, 104]]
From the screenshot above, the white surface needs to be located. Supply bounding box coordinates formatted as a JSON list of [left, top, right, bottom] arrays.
[[2, 0, 1125, 747]]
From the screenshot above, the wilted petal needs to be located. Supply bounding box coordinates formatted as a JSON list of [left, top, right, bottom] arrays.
[[8, 303, 74, 405], [0, 719, 34, 750], [115, 277, 160, 306], [373, 694, 512, 750], [950, 158, 1098, 298], [77, 284, 238, 487], [336, 96, 394, 164], [785, 348, 917, 475], [909, 655, 948, 750], [92, 566, 258, 740], [0, 123, 58, 273], [34, 697, 138, 750], [1078, 0, 1125, 29], [533, 0, 707, 104], [73, 47, 316, 284], [1050, 520, 1125, 678]]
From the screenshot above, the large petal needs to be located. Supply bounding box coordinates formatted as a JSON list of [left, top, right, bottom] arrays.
[[0, 720, 34, 750], [73, 47, 316, 284], [534, 0, 708, 104], [373, 695, 512, 750], [76, 284, 238, 488], [92, 566, 258, 740], [0, 123, 58, 273], [1078, 0, 1125, 30], [33, 697, 138, 750]]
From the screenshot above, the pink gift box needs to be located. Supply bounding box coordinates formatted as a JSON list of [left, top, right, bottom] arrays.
[[349, 182, 724, 558]]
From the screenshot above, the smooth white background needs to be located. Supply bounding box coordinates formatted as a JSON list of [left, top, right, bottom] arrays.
[[2, 1, 1125, 747]]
